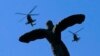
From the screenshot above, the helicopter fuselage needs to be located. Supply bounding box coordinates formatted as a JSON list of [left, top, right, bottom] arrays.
[[72, 33, 80, 41], [26, 15, 36, 26], [27, 15, 33, 23]]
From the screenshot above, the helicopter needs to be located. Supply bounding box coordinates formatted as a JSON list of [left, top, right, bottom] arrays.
[[16, 5, 39, 26], [68, 28, 84, 42]]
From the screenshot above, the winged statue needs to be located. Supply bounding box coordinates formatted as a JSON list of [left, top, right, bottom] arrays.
[[19, 14, 85, 56]]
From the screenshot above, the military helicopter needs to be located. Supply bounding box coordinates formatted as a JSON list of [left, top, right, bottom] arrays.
[[16, 5, 39, 26], [68, 28, 84, 42]]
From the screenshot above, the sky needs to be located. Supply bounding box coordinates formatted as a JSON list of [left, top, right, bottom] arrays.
[[0, 0, 100, 56]]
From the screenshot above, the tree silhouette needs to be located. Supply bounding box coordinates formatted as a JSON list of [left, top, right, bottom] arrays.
[[19, 14, 85, 56]]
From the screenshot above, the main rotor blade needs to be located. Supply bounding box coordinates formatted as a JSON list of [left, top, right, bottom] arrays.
[[68, 31, 74, 34], [16, 13, 27, 15], [75, 28, 84, 33], [29, 5, 37, 14], [18, 16, 26, 22], [30, 14, 39, 16]]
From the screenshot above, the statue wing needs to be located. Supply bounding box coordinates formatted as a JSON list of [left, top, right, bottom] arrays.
[[55, 14, 85, 32], [19, 29, 49, 43]]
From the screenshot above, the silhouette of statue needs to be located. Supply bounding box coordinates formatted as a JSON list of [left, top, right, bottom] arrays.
[[19, 14, 85, 56]]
